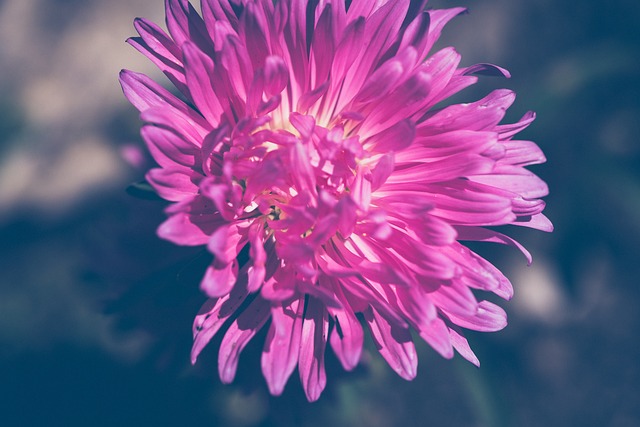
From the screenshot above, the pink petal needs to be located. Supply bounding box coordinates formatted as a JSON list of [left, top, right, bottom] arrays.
[[247, 223, 267, 292], [448, 326, 480, 367], [140, 125, 200, 169], [157, 210, 223, 246], [470, 165, 549, 199], [145, 167, 200, 202], [423, 8, 468, 58], [218, 296, 271, 383], [370, 153, 395, 191], [512, 213, 554, 232], [200, 259, 238, 298], [363, 119, 416, 154], [446, 242, 514, 300], [261, 297, 304, 395], [501, 140, 547, 166], [462, 63, 511, 78], [191, 269, 251, 363], [327, 280, 364, 371], [263, 55, 289, 97], [310, 4, 335, 85], [364, 307, 417, 380], [164, 0, 211, 51], [455, 225, 533, 265], [140, 107, 208, 145], [207, 221, 248, 264], [388, 153, 495, 184], [419, 90, 514, 136], [445, 300, 508, 332], [119, 70, 208, 131], [134, 17, 182, 62], [298, 297, 329, 402], [182, 41, 225, 125], [418, 316, 454, 359], [429, 280, 479, 317], [496, 111, 536, 140], [239, 2, 270, 70]]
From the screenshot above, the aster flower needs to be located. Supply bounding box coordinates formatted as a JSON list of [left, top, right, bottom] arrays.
[[120, 0, 551, 401]]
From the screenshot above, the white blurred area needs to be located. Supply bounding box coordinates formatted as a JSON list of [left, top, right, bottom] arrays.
[[0, 0, 164, 219]]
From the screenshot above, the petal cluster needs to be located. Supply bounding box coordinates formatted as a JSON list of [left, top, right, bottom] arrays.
[[120, 0, 551, 401]]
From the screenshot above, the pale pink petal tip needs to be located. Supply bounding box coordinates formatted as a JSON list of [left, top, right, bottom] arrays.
[[122, 0, 551, 401]]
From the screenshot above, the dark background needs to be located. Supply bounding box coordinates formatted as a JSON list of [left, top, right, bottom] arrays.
[[1, 0, 639, 426]]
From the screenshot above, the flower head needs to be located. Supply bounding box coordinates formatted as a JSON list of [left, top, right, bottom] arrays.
[[120, 0, 551, 401]]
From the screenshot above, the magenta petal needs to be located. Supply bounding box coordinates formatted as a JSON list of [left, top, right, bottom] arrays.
[[263, 55, 289, 97], [497, 111, 537, 140], [191, 271, 250, 364], [239, 2, 270, 70], [182, 41, 224, 125], [456, 226, 533, 265], [419, 90, 515, 135], [310, 4, 335, 85], [298, 297, 329, 402], [423, 8, 468, 58], [141, 125, 200, 169], [157, 211, 223, 246], [140, 107, 208, 144], [429, 280, 479, 317], [328, 283, 364, 371], [364, 307, 417, 380], [164, 0, 211, 51], [501, 140, 547, 166], [218, 296, 271, 384], [418, 316, 454, 359], [448, 326, 480, 367], [470, 165, 549, 199], [354, 59, 404, 105], [261, 273, 297, 302], [446, 300, 508, 332], [207, 221, 247, 264], [200, 259, 238, 298], [370, 153, 395, 191], [247, 225, 267, 293], [119, 70, 207, 132], [127, 36, 188, 97], [363, 119, 416, 154], [462, 63, 511, 78], [512, 213, 554, 232], [261, 297, 304, 395], [146, 167, 200, 202], [134, 17, 182, 61], [448, 243, 515, 300]]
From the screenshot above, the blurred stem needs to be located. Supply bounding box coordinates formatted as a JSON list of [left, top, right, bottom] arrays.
[[454, 357, 505, 427]]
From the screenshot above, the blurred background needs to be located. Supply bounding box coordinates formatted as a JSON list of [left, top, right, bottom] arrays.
[[1, 0, 639, 426]]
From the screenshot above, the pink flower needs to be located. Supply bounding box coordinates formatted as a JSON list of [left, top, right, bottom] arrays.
[[120, 0, 551, 401]]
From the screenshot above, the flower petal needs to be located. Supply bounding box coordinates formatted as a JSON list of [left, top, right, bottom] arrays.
[[298, 297, 329, 402], [261, 297, 305, 395], [364, 307, 417, 380], [218, 296, 271, 383]]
